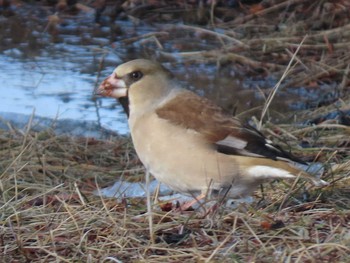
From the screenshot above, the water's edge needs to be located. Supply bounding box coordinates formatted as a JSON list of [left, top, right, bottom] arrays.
[[0, 111, 121, 138]]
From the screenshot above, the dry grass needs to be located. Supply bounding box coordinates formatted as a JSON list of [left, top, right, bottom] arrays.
[[1, 0, 350, 262], [1, 105, 349, 262]]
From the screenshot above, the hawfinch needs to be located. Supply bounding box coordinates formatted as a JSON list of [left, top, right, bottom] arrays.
[[96, 59, 328, 199]]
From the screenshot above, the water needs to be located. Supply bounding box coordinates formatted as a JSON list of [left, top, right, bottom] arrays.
[[0, 50, 129, 134], [0, 3, 336, 137], [0, 10, 132, 135]]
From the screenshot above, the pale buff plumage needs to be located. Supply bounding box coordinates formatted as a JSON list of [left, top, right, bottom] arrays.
[[96, 59, 328, 198]]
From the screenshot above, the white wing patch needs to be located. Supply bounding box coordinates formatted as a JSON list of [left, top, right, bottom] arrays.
[[265, 139, 273, 144], [216, 135, 247, 149], [265, 143, 280, 152], [247, 165, 295, 180]]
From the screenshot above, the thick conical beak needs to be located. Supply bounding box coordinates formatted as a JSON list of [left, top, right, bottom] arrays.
[[95, 74, 127, 98]]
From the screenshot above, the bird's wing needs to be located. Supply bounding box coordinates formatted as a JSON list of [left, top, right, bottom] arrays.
[[156, 90, 304, 163]]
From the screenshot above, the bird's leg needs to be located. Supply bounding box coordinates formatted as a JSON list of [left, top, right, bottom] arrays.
[[176, 182, 217, 212], [257, 184, 266, 207], [145, 170, 154, 243], [177, 193, 224, 217], [176, 192, 207, 212]]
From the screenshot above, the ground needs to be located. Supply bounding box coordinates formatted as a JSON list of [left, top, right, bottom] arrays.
[[1, 0, 350, 262]]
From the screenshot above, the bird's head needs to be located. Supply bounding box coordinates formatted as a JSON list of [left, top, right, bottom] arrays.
[[96, 59, 174, 109]]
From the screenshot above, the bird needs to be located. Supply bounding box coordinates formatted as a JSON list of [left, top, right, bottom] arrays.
[[96, 59, 328, 201]]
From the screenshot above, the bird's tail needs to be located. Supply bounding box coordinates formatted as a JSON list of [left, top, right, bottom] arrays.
[[240, 157, 329, 187]]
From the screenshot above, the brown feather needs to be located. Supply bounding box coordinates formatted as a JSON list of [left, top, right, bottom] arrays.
[[157, 91, 240, 141], [156, 90, 304, 163]]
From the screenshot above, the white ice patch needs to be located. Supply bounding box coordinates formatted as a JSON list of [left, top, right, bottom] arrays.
[[94, 179, 200, 206], [94, 180, 173, 198], [291, 162, 328, 186], [226, 196, 254, 208], [294, 162, 324, 175], [95, 179, 257, 209]]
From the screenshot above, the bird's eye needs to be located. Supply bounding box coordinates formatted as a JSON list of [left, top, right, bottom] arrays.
[[130, 71, 143, 81]]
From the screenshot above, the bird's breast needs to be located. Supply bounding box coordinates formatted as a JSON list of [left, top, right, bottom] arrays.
[[128, 112, 240, 194]]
